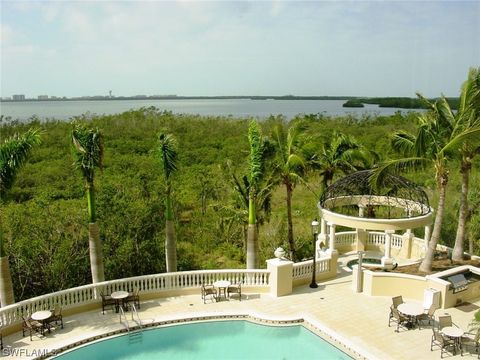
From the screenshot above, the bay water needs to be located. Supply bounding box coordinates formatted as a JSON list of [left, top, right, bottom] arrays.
[[0, 99, 417, 122]]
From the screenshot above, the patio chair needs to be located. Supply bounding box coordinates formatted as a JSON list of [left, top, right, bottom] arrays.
[[388, 307, 409, 332], [392, 295, 404, 308], [47, 304, 64, 329], [461, 327, 480, 356], [201, 284, 217, 304], [388, 296, 404, 324], [126, 288, 140, 310], [431, 327, 456, 358], [417, 304, 437, 329], [100, 291, 116, 314], [227, 282, 242, 301], [22, 316, 44, 340], [437, 315, 454, 330]]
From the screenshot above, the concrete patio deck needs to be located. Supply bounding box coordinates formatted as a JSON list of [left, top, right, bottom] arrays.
[[2, 267, 480, 359]]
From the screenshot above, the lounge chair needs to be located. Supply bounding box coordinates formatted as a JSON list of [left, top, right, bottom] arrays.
[[47, 304, 64, 329], [100, 292, 116, 314], [227, 282, 242, 301], [431, 327, 456, 358], [126, 288, 140, 310], [201, 284, 217, 304], [461, 328, 480, 356], [417, 304, 437, 329], [388, 307, 409, 332], [22, 316, 44, 340]]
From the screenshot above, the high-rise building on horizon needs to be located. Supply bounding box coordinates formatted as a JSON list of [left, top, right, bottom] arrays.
[[12, 94, 26, 101]]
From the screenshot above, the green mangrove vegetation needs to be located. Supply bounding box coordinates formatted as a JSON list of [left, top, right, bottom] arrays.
[[0, 100, 478, 301]]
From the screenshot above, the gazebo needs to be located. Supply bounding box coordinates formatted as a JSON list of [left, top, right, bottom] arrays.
[[317, 170, 433, 268]]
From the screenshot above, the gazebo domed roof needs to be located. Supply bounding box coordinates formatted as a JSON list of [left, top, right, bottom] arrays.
[[319, 170, 430, 220]]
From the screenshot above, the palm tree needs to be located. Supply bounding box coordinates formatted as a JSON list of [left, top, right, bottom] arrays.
[[271, 120, 311, 261], [155, 132, 178, 272], [315, 132, 368, 197], [225, 159, 275, 253], [466, 187, 480, 254], [373, 92, 480, 273], [246, 121, 272, 269], [0, 129, 41, 306], [452, 67, 480, 260], [72, 124, 105, 283]]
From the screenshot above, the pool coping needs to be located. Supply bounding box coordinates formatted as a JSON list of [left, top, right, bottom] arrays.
[[44, 312, 378, 360]]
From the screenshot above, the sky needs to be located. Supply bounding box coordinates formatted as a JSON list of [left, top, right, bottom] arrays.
[[1, 0, 479, 98]]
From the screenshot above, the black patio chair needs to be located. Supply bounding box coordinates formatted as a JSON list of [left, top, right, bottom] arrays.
[[100, 291, 116, 314], [227, 282, 242, 301], [47, 304, 64, 329], [126, 288, 140, 310], [201, 284, 217, 304], [22, 316, 44, 341]]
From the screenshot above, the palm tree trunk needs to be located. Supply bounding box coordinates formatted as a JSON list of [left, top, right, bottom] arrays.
[[87, 182, 96, 223], [0, 226, 15, 306], [286, 182, 296, 261], [89, 222, 105, 283], [246, 196, 258, 269], [419, 174, 448, 273], [452, 158, 470, 260], [165, 193, 177, 272], [246, 224, 258, 269], [165, 219, 177, 272]]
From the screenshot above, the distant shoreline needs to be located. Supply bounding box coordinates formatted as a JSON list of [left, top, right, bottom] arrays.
[[1, 95, 355, 102], [1, 95, 458, 110]]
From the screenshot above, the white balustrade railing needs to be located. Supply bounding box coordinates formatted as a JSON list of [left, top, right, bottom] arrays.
[[292, 257, 331, 279], [334, 231, 356, 247], [0, 269, 269, 327], [391, 234, 404, 249], [367, 232, 385, 246]]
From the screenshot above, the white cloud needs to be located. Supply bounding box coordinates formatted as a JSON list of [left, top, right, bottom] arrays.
[[0, 24, 14, 45]]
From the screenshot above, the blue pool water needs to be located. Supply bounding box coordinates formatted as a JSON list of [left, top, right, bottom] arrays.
[[55, 320, 353, 359]]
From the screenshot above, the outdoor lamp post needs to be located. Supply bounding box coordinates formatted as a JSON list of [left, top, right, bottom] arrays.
[[309, 219, 320, 288]]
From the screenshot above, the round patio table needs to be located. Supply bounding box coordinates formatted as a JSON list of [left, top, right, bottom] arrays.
[[442, 326, 464, 354], [111, 291, 129, 313], [213, 280, 231, 301], [31, 310, 52, 333], [398, 302, 424, 329]]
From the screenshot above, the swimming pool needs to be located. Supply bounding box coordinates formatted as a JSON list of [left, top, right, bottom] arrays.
[[55, 320, 353, 359]]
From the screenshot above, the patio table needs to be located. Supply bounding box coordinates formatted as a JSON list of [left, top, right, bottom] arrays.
[[442, 326, 464, 354], [213, 280, 231, 301], [398, 302, 423, 329], [111, 291, 129, 313], [31, 310, 52, 333]]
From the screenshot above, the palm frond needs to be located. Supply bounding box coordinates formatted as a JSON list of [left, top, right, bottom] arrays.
[[248, 121, 264, 187], [391, 131, 415, 155], [156, 132, 178, 181], [443, 126, 480, 155], [416, 92, 435, 111], [0, 128, 41, 196], [71, 124, 104, 183], [370, 157, 427, 189]]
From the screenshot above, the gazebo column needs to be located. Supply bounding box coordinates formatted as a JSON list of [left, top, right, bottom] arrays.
[[318, 218, 327, 247], [355, 228, 366, 252], [327, 222, 337, 254], [316, 218, 328, 258], [400, 229, 413, 259], [381, 229, 395, 269], [358, 205, 365, 218]]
